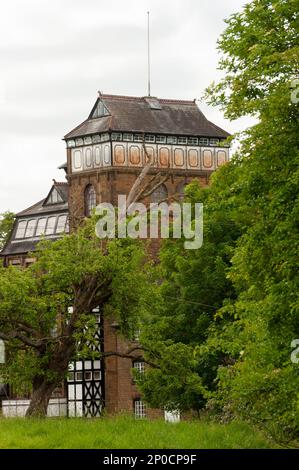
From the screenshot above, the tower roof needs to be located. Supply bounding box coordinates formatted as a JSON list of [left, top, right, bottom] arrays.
[[64, 94, 230, 140]]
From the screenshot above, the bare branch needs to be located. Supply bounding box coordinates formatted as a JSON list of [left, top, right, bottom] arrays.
[[141, 175, 169, 199], [126, 140, 155, 210], [0, 330, 43, 348]]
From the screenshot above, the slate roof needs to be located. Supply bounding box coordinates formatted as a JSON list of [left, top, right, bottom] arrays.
[[1, 182, 69, 257], [64, 94, 230, 140], [17, 183, 68, 217], [1, 238, 51, 256]]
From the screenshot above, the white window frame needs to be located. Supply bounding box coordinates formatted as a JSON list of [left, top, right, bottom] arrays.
[[123, 133, 133, 141], [24, 219, 37, 238], [134, 399, 146, 419], [56, 215, 68, 233], [145, 135, 155, 143], [156, 135, 166, 144], [15, 220, 27, 239], [45, 216, 57, 235], [188, 137, 198, 145], [133, 360, 145, 375]]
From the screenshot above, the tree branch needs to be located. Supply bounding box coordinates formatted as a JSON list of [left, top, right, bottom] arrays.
[[0, 330, 43, 348], [102, 350, 160, 369]]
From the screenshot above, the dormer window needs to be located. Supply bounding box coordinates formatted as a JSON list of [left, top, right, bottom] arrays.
[[91, 100, 109, 119], [145, 97, 162, 110], [46, 188, 63, 205]]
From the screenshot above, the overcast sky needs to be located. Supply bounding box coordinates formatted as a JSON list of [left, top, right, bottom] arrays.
[[0, 0, 251, 213]]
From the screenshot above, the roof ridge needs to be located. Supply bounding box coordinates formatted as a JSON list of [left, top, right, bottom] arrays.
[[102, 94, 142, 101], [159, 98, 195, 105], [101, 93, 195, 105]]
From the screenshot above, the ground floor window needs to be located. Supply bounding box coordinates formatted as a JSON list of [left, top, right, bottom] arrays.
[[134, 398, 146, 419]]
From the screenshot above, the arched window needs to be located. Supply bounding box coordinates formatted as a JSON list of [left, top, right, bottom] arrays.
[[85, 185, 97, 216], [150, 183, 168, 204], [176, 181, 187, 200]]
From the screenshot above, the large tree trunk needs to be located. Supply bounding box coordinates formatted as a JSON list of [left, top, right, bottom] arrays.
[[26, 377, 58, 418], [25, 279, 110, 418], [26, 336, 76, 418]]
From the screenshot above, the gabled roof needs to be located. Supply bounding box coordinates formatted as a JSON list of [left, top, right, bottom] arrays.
[[1, 182, 69, 258], [17, 182, 69, 217], [43, 182, 68, 206], [64, 94, 230, 140]]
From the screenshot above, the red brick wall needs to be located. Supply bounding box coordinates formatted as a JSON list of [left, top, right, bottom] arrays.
[[68, 167, 210, 417]]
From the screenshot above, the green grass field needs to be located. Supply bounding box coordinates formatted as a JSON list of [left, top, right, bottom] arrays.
[[0, 416, 276, 449]]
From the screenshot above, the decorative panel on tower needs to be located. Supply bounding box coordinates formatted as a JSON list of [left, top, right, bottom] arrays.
[[203, 149, 214, 169], [114, 144, 126, 166], [159, 147, 170, 167], [174, 148, 185, 168], [217, 150, 227, 166], [187, 148, 200, 169], [129, 145, 142, 166]]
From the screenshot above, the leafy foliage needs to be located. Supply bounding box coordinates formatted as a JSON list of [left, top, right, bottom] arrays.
[[0, 216, 155, 413], [0, 212, 15, 250], [137, 0, 299, 442]]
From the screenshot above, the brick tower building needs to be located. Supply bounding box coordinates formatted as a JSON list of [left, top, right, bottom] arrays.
[[1, 93, 230, 418]]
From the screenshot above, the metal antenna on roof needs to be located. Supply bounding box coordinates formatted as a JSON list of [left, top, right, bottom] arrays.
[[147, 11, 151, 97]]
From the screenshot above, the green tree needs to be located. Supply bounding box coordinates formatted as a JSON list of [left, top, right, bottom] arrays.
[[0, 212, 15, 250], [138, 0, 299, 441], [204, 0, 299, 441], [0, 216, 155, 417], [136, 167, 244, 412]]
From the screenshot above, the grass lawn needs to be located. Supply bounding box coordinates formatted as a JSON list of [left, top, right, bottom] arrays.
[[0, 415, 277, 449]]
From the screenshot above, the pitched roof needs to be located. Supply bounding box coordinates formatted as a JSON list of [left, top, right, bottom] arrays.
[[17, 182, 68, 217], [64, 94, 230, 140], [1, 182, 69, 258], [1, 238, 52, 256]]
